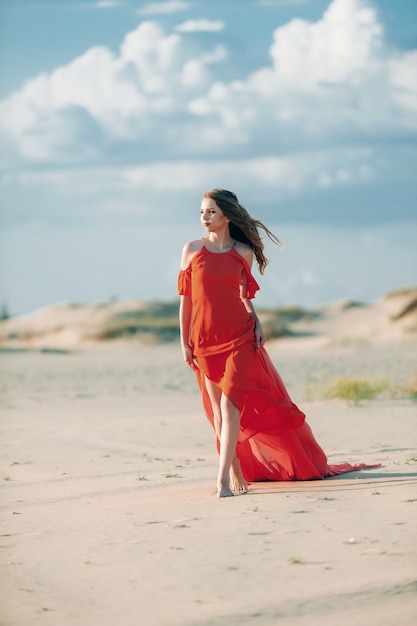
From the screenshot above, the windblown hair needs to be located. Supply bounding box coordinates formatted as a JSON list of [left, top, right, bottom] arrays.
[[203, 189, 282, 274]]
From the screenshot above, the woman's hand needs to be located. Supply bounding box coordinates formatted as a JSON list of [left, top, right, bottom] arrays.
[[182, 343, 198, 370], [254, 318, 266, 349], [241, 294, 265, 349]]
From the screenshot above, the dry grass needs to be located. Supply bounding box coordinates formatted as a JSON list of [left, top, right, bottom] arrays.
[[321, 377, 391, 404], [305, 376, 417, 405]]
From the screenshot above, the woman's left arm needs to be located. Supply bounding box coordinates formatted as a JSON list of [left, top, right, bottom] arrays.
[[239, 269, 266, 348]]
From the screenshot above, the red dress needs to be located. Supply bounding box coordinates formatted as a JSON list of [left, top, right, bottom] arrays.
[[178, 245, 379, 481]]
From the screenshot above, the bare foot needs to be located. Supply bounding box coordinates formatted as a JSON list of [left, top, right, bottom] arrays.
[[217, 479, 234, 498], [229, 457, 249, 494]]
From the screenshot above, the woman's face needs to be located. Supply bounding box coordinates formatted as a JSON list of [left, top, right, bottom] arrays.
[[200, 197, 230, 233]]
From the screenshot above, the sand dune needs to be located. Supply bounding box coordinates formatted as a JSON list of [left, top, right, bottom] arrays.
[[0, 287, 416, 351]]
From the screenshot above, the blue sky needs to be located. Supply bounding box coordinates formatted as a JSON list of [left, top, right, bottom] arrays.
[[0, 0, 416, 315]]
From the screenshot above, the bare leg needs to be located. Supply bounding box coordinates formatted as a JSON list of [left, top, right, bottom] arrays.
[[205, 377, 245, 497], [204, 377, 222, 442], [217, 395, 240, 497]]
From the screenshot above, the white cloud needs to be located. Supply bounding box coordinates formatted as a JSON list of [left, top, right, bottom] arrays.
[[181, 45, 228, 86], [189, 0, 417, 146], [116, 148, 380, 197], [0, 0, 416, 181], [269, 0, 382, 85], [5, 147, 380, 201], [389, 50, 417, 115], [138, 1, 191, 15], [0, 21, 227, 160], [176, 19, 225, 33]]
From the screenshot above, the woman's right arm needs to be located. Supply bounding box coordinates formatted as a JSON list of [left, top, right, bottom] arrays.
[[179, 240, 202, 370], [179, 295, 197, 369]]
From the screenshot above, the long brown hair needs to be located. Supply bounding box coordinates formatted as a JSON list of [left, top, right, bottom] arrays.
[[203, 189, 282, 274]]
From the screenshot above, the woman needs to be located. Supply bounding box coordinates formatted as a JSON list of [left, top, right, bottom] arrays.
[[178, 189, 378, 497]]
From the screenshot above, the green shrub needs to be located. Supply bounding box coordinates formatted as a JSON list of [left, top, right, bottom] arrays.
[[320, 377, 391, 405]]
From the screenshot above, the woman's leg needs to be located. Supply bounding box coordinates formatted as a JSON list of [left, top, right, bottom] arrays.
[[204, 377, 222, 442], [204, 377, 248, 497], [217, 395, 241, 497]]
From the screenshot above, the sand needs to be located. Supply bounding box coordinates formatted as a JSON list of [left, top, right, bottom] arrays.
[[1, 335, 416, 626]]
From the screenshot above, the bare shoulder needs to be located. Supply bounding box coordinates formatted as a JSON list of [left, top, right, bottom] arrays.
[[180, 238, 204, 270], [234, 241, 254, 268]]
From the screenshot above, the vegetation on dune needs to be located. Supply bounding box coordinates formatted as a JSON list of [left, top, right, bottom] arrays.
[[2, 290, 417, 346], [258, 305, 321, 339], [0, 299, 316, 345], [321, 377, 391, 404], [259, 305, 321, 323], [305, 376, 417, 405], [390, 296, 417, 321], [337, 300, 366, 310], [0, 303, 10, 320], [96, 301, 180, 343], [385, 286, 417, 299], [383, 286, 417, 326], [97, 302, 314, 342]]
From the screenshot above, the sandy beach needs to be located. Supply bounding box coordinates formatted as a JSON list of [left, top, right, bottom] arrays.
[[2, 0, 417, 621], [1, 298, 417, 625]]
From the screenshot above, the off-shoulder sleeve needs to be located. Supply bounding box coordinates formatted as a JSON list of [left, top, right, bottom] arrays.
[[243, 268, 260, 299], [178, 265, 192, 296], [246, 273, 260, 299]]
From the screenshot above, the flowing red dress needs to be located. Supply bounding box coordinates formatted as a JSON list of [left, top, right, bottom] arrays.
[[178, 245, 379, 482]]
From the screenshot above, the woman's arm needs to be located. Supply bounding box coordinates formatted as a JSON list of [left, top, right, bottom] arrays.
[[240, 292, 266, 348], [179, 295, 198, 369], [179, 239, 204, 369], [237, 245, 265, 348]]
